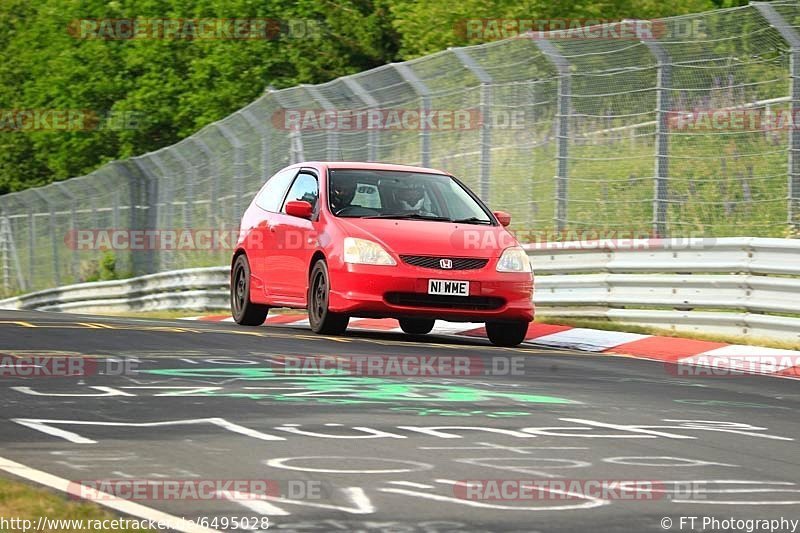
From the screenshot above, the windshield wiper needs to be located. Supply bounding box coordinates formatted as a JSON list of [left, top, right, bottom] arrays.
[[452, 217, 492, 225], [362, 213, 453, 221]]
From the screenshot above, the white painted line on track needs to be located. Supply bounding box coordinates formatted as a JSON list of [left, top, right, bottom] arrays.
[[695, 345, 800, 357], [427, 321, 484, 335], [528, 329, 650, 352], [0, 456, 222, 533], [386, 481, 435, 489], [681, 345, 800, 373]]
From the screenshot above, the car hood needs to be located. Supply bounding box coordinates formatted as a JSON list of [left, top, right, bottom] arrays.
[[335, 218, 517, 258]]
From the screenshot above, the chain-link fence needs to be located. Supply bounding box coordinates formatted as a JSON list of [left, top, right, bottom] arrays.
[[2, 2, 800, 295]]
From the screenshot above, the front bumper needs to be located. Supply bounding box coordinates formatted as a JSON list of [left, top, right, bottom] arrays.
[[327, 261, 534, 322]]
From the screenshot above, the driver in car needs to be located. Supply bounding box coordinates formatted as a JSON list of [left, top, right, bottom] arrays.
[[330, 175, 358, 214], [394, 182, 436, 216]]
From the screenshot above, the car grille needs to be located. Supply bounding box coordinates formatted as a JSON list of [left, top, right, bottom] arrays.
[[400, 255, 489, 270], [385, 292, 504, 310]]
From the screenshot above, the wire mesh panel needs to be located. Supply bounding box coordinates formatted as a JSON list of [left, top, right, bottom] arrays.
[[656, 6, 791, 237], [466, 38, 559, 232], [549, 31, 658, 235], [0, 3, 798, 295]]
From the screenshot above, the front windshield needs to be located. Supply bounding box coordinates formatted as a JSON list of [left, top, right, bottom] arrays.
[[327, 169, 493, 224]]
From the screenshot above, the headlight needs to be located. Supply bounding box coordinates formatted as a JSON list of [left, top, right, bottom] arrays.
[[343, 237, 396, 266], [496, 246, 532, 273]]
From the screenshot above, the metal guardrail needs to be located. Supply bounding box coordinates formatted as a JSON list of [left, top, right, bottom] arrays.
[[1, 237, 798, 342], [0, 267, 229, 314], [528, 237, 800, 342]]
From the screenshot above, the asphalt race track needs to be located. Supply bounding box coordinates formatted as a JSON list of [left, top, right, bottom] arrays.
[[1, 309, 799, 533]]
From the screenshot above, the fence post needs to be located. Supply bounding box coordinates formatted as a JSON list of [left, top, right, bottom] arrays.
[[149, 152, 174, 271], [189, 138, 219, 228], [451, 47, 493, 203], [534, 40, 571, 232], [302, 85, 340, 161], [0, 212, 9, 292], [113, 186, 120, 228], [343, 77, 379, 162], [754, 3, 800, 235], [392, 63, 432, 168], [27, 205, 35, 288], [106, 161, 142, 278], [286, 130, 303, 164], [55, 183, 78, 279], [0, 210, 24, 293], [0, 193, 25, 292], [271, 89, 306, 165], [1, 196, 27, 291], [215, 124, 246, 222], [112, 161, 143, 276], [131, 157, 158, 274], [239, 108, 273, 179], [31, 189, 60, 287], [643, 38, 671, 238], [170, 148, 196, 230]]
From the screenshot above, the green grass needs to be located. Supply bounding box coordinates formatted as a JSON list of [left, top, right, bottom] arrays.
[[0, 478, 153, 532]]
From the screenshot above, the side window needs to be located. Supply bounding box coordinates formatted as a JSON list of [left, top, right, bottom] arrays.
[[281, 172, 319, 212], [255, 168, 297, 212]]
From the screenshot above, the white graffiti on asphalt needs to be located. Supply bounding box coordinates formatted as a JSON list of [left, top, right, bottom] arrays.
[[10, 417, 794, 443]]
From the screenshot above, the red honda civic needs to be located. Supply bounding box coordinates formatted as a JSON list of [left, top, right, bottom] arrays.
[[231, 162, 534, 346]]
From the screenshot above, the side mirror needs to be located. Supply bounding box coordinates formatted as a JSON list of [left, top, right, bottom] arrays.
[[285, 200, 313, 219], [493, 210, 512, 227]]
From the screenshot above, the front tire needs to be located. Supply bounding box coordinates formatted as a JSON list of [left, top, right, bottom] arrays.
[[399, 318, 435, 335], [231, 254, 268, 326], [486, 321, 529, 347], [308, 260, 349, 335]]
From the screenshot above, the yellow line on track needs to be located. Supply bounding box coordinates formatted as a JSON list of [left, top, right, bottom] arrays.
[[0, 319, 566, 354]]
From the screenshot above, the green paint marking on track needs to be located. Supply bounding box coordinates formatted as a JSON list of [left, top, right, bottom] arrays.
[[389, 407, 534, 417], [142, 367, 574, 405]]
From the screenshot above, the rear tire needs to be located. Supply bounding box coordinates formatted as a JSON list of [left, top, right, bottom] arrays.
[[486, 321, 529, 347], [308, 260, 349, 335], [399, 318, 435, 335], [231, 254, 268, 326]]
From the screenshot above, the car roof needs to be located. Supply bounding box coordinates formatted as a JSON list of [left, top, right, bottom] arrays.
[[298, 161, 449, 175]]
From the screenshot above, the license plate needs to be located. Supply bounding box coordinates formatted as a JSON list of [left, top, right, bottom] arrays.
[[428, 279, 469, 296]]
